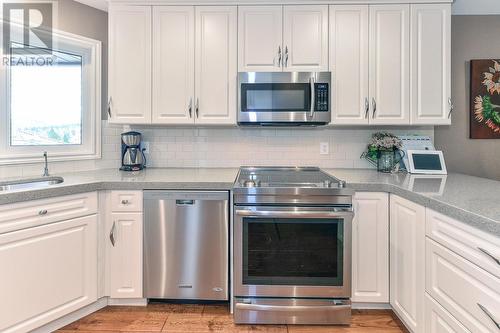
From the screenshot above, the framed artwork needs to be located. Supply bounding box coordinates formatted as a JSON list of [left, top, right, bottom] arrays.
[[470, 59, 500, 139]]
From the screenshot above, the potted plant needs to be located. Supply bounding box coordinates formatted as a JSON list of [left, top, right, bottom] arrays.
[[361, 132, 403, 173]]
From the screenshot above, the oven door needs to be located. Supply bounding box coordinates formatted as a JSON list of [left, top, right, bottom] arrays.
[[234, 206, 352, 298], [238, 72, 331, 125]]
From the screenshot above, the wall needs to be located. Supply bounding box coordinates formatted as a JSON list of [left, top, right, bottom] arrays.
[[434, 15, 500, 181], [452, 0, 500, 15], [57, 0, 108, 119]]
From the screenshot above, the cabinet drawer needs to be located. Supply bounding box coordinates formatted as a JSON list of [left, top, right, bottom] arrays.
[[110, 191, 143, 212], [0, 192, 98, 234], [425, 293, 471, 333], [426, 238, 500, 333], [426, 209, 500, 279]]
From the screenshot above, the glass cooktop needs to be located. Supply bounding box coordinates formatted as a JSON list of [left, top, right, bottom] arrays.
[[236, 167, 344, 188]]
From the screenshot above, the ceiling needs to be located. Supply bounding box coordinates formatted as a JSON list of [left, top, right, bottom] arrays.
[[74, 0, 109, 12]]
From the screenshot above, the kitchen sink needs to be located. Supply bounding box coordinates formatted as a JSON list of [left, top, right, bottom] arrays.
[[0, 177, 64, 192]]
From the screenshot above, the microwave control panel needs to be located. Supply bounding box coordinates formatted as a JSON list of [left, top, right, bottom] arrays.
[[315, 83, 329, 111]]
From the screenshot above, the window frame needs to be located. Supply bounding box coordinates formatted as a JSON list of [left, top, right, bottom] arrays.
[[0, 29, 101, 165]]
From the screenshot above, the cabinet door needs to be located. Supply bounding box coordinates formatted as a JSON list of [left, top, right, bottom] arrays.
[[410, 4, 451, 125], [283, 5, 329, 71], [109, 213, 143, 298], [0, 215, 97, 333], [425, 293, 471, 333], [109, 6, 152, 124], [195, 6, 237, 125], [238, 6, 282, 72], [153, 6, 195, 124], [390, 195, 425, 333], [369, 5, 410, 125], [329, 5, 369, 125], [352, 192, 389, 303]]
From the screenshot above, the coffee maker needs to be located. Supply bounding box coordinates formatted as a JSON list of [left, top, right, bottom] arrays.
[[120, 131, 146, 171]]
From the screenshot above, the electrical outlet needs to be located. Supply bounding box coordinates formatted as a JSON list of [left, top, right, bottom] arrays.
[[142, 141, 150, 152], [320, 142, 329, 155]]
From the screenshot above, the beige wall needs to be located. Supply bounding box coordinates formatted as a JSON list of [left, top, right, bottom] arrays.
[[56, 0, 108, 119], [434, 15, 500, 181]]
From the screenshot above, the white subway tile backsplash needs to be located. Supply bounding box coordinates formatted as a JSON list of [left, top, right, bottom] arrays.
[[0, 121, 434, 179]]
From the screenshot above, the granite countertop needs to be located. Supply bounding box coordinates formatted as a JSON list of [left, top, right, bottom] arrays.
[[0, 167, 499, 237]]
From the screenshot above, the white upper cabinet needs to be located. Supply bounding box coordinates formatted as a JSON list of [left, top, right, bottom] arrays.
[[390, 194, 425, 333], [153, 6, 195, 124], [109, 6, 152, 124], [195, 6, 237, 125], [283, 5, 329, 71], [352, 192, 389, 303], [410, 4, 452, 125], [238, 5, 328, 72], [238, 6, 282, 72], [329, 5, 369, 124], [369, 5, 410, 125]]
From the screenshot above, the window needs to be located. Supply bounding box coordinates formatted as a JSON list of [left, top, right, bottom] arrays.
[[0, 29, 101, 164]]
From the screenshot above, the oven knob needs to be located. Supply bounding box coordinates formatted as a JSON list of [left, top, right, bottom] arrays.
[[338, 180, 346, 188]]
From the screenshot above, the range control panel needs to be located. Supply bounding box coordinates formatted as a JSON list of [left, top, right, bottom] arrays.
[[315, 83, 329, 111]]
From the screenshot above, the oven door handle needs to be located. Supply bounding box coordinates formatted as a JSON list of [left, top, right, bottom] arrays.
[[235, 302, 351, 312], [235, 209, 353, 219]]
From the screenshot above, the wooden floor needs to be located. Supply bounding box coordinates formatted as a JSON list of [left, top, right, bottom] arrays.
[[59, 303, 408, 333]]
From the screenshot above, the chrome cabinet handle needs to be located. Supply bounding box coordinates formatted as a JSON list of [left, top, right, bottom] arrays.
[[107, 97, 112, 118], [448, 98, 454, 119], [195, 98, 199, 118], [372, 98, 377, 118], [478, 303, 500, 329], [478, 247, 500, 266], [38, 209, 48, 216], [284, 46, 289, 67], [188, 98, 193, 118], [364, 97, 369, 119], [121, 199, 130, 205], [309, 77, 316, 118], [109, 221, 116, 247], [277, 46, 282, 67]]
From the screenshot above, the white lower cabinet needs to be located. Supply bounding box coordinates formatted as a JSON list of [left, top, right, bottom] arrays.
[[0, 215, 97, 333], [426, 238, 500, 333], [108, 191, 144, 299], [424, 293, 471, 333], [390, 195, 425, 333], [109, 213, 143, 298], [352, 192, 389, 303]]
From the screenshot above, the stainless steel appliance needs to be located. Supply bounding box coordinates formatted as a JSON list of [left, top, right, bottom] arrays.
[[144, 191, 229, 300], [238, 72, 331, 126], [233, 167, 354, 325], [120, 131, 146, 171]]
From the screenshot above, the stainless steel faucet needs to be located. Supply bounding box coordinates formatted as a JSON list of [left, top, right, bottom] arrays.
[[43, 151, 50, 177]]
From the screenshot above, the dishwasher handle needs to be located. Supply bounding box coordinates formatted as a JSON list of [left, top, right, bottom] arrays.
[[176, 199, 195, 205]]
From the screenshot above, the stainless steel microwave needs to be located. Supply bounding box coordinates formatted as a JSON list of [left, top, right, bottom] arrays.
[[238, 72, 331, 126]]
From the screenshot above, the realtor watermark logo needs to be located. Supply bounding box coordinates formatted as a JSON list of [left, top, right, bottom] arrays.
[[2, 1, 57, 65]]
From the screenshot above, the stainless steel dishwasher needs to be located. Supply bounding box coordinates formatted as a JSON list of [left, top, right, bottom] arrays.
[[144, 191, 229, 300]]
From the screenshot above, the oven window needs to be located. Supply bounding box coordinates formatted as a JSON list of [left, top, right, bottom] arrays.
[[241, 83, 311, 112], [242, 218, 344, 286]]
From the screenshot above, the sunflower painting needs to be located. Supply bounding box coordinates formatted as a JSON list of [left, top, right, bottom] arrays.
[[470, 59, 500, 139]]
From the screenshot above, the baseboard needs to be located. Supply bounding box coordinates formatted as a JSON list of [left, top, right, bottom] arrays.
[[31, 298, 108, 333], [352, 302, 392, 309], [108, 298, 148, 306]]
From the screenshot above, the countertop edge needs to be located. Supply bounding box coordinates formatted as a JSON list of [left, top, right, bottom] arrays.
[[0, 176, 498, 237]]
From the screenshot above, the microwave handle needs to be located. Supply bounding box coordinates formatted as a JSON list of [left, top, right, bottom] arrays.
[[309, 77, 315, 118]]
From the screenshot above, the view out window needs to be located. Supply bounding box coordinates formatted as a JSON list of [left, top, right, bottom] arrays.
[[10, 46, 83, 146], [0, 31, 101, 164]]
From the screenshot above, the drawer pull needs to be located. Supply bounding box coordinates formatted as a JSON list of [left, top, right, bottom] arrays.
[[478, 247, 500, 266], [121, 199, 130, 205], [478, 303, 500, 329], [109, 221, 116, 247], [38, 209, 48, 216]]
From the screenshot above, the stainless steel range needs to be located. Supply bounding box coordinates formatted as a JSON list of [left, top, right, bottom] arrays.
[[233, 167, 354, 325]]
